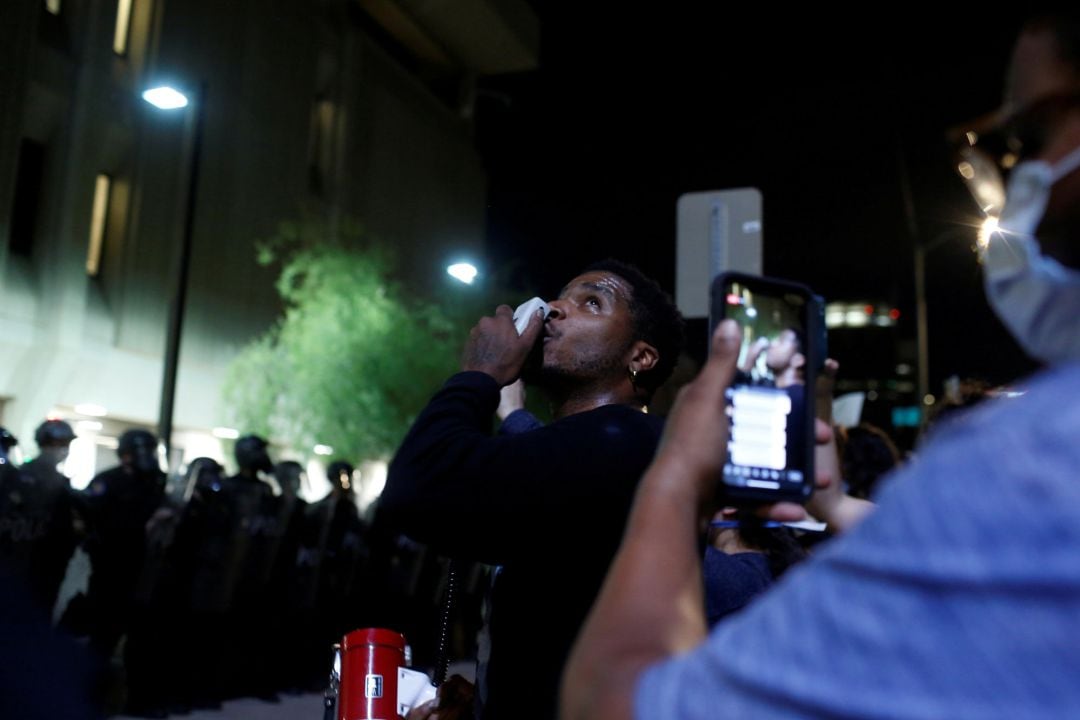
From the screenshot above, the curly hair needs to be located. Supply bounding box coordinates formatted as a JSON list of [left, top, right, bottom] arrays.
[[584, 259, 686, 398]]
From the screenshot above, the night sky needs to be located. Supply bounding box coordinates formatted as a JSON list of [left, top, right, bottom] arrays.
[[474, 8, 1041, 388]]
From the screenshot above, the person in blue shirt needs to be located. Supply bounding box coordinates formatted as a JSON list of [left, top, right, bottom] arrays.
[[561, 12, 1080, 720]]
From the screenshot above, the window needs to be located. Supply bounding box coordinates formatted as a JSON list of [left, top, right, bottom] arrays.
[[87, 174, 111, 277], [113, 0, 133, 55], [307, 97, 337, 196], [8, 139, 47, 258]]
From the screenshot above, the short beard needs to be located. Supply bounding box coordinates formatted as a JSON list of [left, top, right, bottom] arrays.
[[525, 342, 630, 393]]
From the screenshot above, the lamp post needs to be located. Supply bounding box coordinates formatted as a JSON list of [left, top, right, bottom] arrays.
[[913, 235, 936, 419], [897, 140, 951, 431], [913, 222, 993, 425], [142, 82, 206, 463]]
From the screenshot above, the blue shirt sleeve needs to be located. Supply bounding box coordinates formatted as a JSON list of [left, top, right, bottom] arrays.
[[635, 364, 1080, 719], [497, 409, 544, 436]]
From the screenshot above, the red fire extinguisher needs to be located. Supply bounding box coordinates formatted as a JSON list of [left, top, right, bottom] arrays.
[[337, 628, 408, 720]]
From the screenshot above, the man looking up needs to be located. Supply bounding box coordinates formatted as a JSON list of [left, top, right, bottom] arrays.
[[382, 259, 684, 720]]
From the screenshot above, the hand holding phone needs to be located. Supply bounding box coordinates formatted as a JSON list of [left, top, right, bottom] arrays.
[[709, 272, 824, 505]]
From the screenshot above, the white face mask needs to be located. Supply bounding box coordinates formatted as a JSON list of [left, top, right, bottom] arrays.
[[983, 142, 1080, 364]]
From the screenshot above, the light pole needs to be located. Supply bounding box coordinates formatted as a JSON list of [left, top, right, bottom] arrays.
[[142, 82, 206, 463], [913, 222, 993, 423], [913, 233, 946, 418]]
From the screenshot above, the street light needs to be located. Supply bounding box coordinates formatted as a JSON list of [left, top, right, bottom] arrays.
[[142, 82, 206, 464], [447, 262, 478, 284], [141, 86, 189, 110]]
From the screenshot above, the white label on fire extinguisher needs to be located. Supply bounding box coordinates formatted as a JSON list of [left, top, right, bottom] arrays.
[[365, 674, 384, 698]]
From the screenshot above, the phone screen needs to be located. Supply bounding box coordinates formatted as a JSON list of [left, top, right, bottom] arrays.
[[712, 273, 816, 502]]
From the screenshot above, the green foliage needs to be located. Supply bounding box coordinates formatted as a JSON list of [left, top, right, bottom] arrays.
[[223, 219, 515, 461]]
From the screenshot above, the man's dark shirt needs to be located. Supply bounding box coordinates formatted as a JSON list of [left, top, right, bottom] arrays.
[[381, 371, 665, 720]]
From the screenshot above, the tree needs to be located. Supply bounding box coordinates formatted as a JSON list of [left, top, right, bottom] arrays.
[[223, 220, 502, 461]]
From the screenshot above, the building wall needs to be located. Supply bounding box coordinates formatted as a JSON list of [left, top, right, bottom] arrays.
[[0, 0, 504, 474]]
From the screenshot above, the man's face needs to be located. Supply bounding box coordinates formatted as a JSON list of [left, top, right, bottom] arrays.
[[539, 271, 638, 384], [122, 436, 160, 475], [765, 329, 802, 373], [1006, 28, 1080, 268], [40, 439, 72, 466]]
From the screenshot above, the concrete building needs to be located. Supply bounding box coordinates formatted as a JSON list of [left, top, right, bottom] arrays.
[[0, 0, 537, 488]]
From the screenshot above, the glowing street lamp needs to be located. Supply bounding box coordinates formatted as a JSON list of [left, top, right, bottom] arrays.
[[447, 262, 478, 284], [142, 85, 189, 110]]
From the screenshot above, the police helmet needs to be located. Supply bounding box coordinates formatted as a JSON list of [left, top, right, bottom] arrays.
[[327, 460, 355, 492], [35, 419, 76, 448], [0, 427, 16, 452], [235, 434, 272, 472], [118, 428, 158, 456]]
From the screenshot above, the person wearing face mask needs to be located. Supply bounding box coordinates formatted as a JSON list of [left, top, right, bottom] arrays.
[[560, 13, 1080, 720], [978, 105, 1080, 364]]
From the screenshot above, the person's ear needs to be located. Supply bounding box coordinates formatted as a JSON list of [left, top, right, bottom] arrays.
[[792, 352, 806, 370], [627, 341, 659, 375]]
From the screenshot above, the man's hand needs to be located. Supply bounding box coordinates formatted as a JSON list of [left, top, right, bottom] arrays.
[[805, 418, 875, 533], [654, 319, 805, 523], [815, 357, 839, 424], [462, 305, 544, 386], [739, 336, 770, 373], [405, 675, 474, 720]]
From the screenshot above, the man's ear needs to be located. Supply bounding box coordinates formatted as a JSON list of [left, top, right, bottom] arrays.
[[792, 352, 806, 370], [628, 341, 659, 374]]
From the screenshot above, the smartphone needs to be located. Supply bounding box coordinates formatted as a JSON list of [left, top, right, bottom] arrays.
[[709, 272, 823, 505]]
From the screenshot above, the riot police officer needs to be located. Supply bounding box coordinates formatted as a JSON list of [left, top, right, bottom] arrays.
[[0, 426, 17, 464], [222, 434, 282, 700], [0, 420, 82, 618], [21, 420, 81, 617], [80, 429, 166, 661], [168, 456, 233, 710], [23, 420, 76, 488], [307, 461, 371, 670]]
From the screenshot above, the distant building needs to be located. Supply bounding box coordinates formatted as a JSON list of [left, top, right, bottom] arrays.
[[825, 300, 921, 448], [0, 0, 538, 484]]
